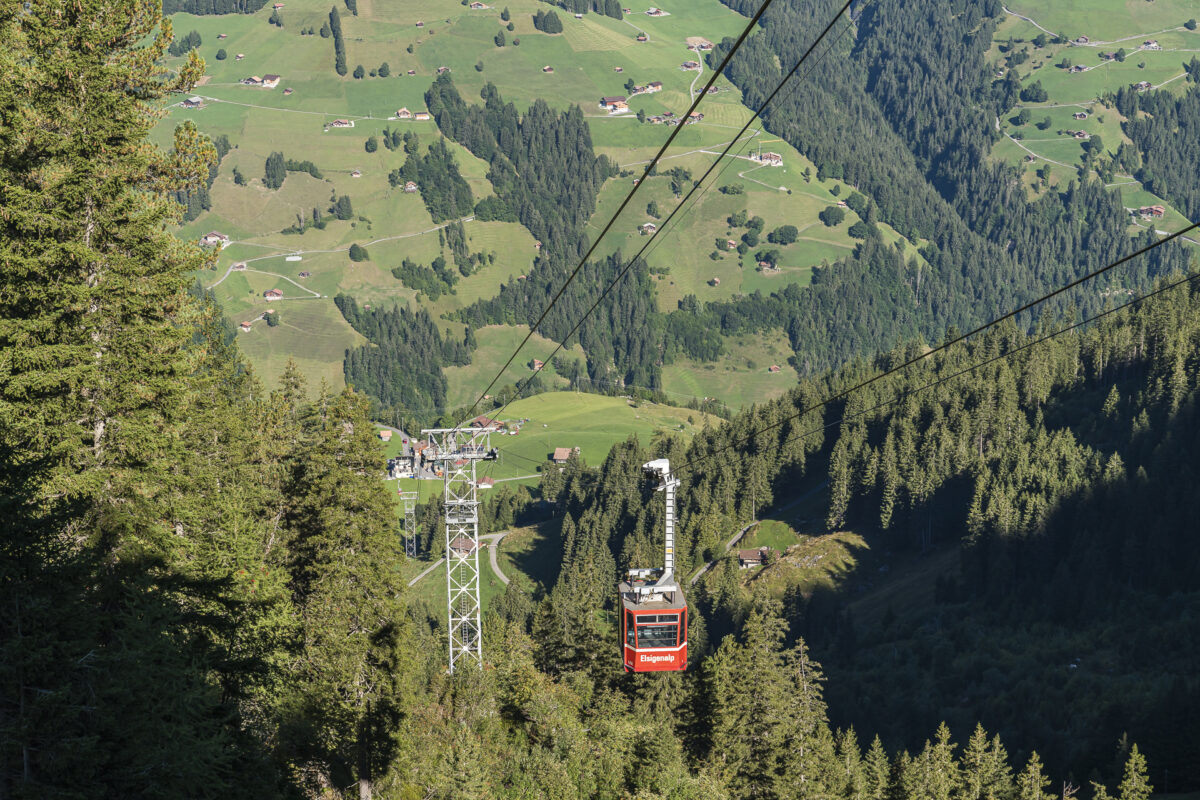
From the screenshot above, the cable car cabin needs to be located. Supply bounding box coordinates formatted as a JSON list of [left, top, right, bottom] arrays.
[[619, 571, 687, 672]]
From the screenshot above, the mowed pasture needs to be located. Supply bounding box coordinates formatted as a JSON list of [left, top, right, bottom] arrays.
[[234, 298, 365, 391], [442, 324, 584, 411], [1002, 0, 1199, 42], [1117, 185, 1198, 232], [1019, 48, 1194, 107], [987, 6, 1197, 220], [661, 329, 798, 410], [486, 391, 717, 480]]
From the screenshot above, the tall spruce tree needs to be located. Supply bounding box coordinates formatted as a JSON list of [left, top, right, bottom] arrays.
[[264, 150, 286, 188], [283, 387, 412, 799], [0, 2, 284, 794]]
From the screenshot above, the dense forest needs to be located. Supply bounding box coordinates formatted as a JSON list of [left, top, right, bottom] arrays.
[[535, 275, 1200, 789], [335, 295, 473, 418], [710, 0, 1189, 374], [1117, 79, 1200, 222]]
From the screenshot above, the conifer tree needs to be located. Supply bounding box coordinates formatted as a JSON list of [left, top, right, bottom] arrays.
[[1017, 752, 1054, 800], [283, 387, 412, 799], [264, 150, 286, 188], [863, 736, 892, 800], [0, 2, 281, 793], [705, 601, 792, 794], [960, 724, 1015, 800], [1118, 745, 1153, 800]]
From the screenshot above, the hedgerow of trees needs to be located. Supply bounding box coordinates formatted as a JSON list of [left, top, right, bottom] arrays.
[[329, 5, 347, 75], [162, 0, 265, 12]]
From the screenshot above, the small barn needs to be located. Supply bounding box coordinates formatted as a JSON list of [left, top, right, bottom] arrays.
[[738, 547, 772, 568], [449, 536, 476, 556]]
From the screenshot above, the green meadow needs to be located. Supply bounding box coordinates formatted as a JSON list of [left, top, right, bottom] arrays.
[[588, 140, 921, 313], [162, 0, 926, 424], [1002, 0, 1199, 42], [662, 329, 798, 410], [235, 298, 365, 390], [986, 4, 1197, 220], [484, 391, 718, 481], [378, 390, 718, 497]]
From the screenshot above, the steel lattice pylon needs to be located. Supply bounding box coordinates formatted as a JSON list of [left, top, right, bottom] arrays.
[[399, 490, 418, 558], [420, 426, 497, 673]]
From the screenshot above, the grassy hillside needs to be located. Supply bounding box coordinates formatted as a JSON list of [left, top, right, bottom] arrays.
[[589, 138, 925, 313], [236, 298, 365, 390], [443, 324, 583, 409], [381, 391, 718, 505], [661, 329, 797, 409], [1003, 0, 1198, 41], [161, 0, 939, 423], [487, 391, 718, 480], [985, 1, 1199, 221]]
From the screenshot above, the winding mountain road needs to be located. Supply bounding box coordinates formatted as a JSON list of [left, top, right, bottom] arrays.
[[687, 61, 704, 102], [481, 532, 510, 585]]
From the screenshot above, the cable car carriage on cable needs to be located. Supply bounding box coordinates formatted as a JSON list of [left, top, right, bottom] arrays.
[[619, 459, 687, 672]]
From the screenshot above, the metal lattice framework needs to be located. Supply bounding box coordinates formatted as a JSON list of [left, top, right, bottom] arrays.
[[399, 490, 418, 558], [420, 426, 497, 672]]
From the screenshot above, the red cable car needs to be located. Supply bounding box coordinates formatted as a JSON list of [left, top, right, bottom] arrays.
[[620, 459, 687, 672]]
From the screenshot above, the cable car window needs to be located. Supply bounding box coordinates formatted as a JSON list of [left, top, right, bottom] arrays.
[[637, 623, 678, 648], [626, 612, 636, 646]]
